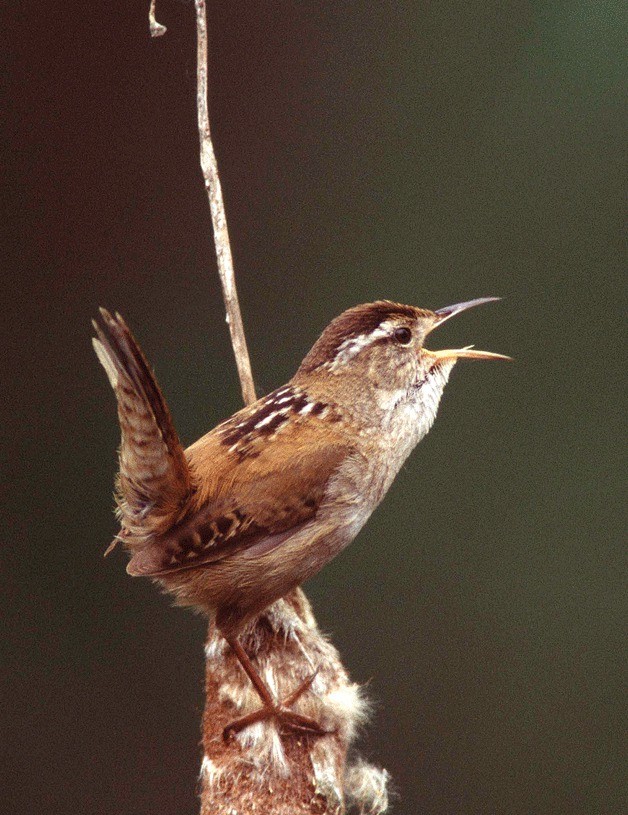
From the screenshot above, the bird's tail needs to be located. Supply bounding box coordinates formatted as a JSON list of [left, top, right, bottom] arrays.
[[92, 309, 191, 550]]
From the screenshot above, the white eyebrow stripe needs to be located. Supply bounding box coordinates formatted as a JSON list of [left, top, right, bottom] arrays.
[[329, 321, 396, 368]]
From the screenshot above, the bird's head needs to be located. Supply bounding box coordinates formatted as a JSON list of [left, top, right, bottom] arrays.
[[294, 297, 510, 424]]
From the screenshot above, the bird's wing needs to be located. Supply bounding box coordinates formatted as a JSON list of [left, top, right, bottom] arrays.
[[92, 310, 191, 544], [126, 392, 354, 576]]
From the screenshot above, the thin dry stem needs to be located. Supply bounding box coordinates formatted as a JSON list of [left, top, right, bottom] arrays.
[[146, 2, 389, 812], [148, 0, 167, 37], [194, 0, 256, 406]]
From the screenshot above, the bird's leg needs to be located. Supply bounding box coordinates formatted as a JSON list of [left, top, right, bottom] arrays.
[[222, 635, 330, 740]]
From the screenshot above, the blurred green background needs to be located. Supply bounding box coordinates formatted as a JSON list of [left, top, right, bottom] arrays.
[[3, 2, 624, 813]]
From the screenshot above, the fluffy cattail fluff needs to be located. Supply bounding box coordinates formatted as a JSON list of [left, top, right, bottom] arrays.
[[345, 761, 391, 815], [200, 588, 389, 814]]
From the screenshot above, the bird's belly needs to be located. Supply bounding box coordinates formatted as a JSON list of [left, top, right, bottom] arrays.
[[170, 454, 386, 629], [206, 504, 369, 627]]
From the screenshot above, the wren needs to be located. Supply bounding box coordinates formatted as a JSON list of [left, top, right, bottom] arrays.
[[93, 298, 509, 738]]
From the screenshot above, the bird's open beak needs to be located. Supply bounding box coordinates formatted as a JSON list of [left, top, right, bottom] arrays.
[[424, 297, 512, 362]]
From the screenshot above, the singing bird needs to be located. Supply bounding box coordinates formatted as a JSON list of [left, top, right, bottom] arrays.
[[93, 298, 509, 737]]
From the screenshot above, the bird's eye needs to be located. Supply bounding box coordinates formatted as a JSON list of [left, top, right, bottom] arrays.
[[394, 326, 412, 345]]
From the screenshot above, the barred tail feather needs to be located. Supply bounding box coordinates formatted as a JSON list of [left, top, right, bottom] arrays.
[[93, 309, 191, 547]]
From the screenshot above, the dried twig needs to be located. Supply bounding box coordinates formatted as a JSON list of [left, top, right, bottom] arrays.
[[148, 0, 167, 38], [147, 3, 389, 812], [194, 0, 256, 406]]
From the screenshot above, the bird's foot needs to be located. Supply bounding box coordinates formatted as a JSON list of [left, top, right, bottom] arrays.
[[223, 670, 331, 740]]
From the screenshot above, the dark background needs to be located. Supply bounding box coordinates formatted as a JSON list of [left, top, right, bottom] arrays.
[[3, 2, 624, 813]]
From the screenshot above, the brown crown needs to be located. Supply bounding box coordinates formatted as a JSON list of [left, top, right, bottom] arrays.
[[297, 301, 430, 374]]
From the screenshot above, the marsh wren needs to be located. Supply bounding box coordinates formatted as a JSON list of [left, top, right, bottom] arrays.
[[93, 298, 509, 738]]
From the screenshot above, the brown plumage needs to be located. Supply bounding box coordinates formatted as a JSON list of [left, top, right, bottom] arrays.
[[93, 299, 509, 738], [92, 310, 191, 544]]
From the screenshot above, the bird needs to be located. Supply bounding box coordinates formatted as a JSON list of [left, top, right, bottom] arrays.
[[92, 297, 509, 739]]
